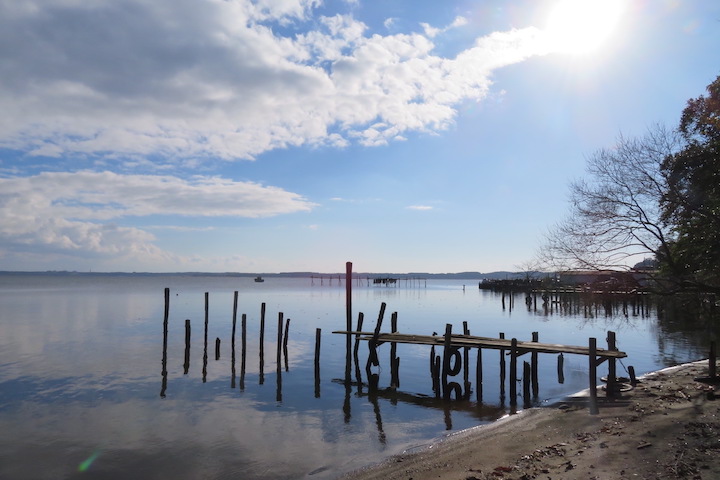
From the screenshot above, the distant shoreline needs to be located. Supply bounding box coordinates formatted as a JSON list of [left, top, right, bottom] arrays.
[[0, 270, 533, 280]]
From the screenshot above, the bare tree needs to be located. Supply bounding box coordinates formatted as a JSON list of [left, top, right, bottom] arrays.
[[539, 125, 682, 273]]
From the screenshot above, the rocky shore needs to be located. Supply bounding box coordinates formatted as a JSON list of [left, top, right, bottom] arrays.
[[341, 360, 720, 480]]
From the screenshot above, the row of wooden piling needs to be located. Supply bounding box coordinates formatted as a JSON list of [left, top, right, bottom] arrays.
[[500, 289, 653, 318], [311, 274, 427, 288], [161, 288, 309, 399]]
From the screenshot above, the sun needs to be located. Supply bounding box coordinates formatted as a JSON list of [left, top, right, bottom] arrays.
[[544, 0, 625, 55]]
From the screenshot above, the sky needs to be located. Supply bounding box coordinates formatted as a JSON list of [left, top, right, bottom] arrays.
[[0, 0, 719, 274]]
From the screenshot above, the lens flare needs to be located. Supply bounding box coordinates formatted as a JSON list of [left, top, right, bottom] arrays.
[[78, 450, 101, 472]]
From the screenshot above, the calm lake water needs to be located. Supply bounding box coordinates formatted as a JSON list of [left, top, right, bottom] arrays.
[[0, 273, 715, 479]]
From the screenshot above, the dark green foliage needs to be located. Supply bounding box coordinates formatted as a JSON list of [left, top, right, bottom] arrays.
[[661, 76, 720, 294]]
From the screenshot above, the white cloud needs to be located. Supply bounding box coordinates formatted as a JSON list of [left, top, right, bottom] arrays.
[[0, 0, 550, 161], [451, 16, 468, 28], [421, 22, 442, 38], [406, 205, 433, 211], [0, 171, 316, 262]]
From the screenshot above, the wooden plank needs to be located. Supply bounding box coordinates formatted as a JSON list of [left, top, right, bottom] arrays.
[[331, 330, 627, 358]]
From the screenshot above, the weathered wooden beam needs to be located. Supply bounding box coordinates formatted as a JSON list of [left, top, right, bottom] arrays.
[[332, 331, 627, 358]]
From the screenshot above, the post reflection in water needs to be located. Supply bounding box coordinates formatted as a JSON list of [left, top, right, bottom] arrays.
[[343, 383, 351, 424], [369, 389, 387, 445]]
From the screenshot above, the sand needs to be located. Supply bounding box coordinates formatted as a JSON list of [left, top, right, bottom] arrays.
[[341, 360, 720, 480]]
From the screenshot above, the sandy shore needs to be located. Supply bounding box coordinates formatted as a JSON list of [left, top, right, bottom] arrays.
[[341, 360, 720, 479]]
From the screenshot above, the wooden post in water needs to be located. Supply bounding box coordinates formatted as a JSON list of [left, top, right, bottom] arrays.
[[183, 319, 191, 374], [628, 365, 637, 386], [215, 337, 221, 360], [430, 345, 438, 394], [441, 324, 453, 399], [509, 338, 518, 407], [276, 312, 283, 369], [499, 332, 506, 399], [240, 313, 247, 390], [589, 337, 599, 414], [557, 353, 564, 384], [314, 328, 321, 398], [476, 346, 483, 402], [259, 303, 265, 385], [232, 292, 238, 344], [365, 303, 386, 391], [531, 331, 539, 397], [606, 331, 617, 397], [202, 292, 209, 383], [390, 312, 399, 389], [161, 288, 169, 398], [231, 292, 237, 387], [463, 322, 471, 399], [353, 312, 365, 393], [345, 262, 353, 385], [283, 318, 290, 372]]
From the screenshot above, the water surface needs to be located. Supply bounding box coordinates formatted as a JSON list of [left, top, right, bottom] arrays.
[[0, 273, 713, 479]]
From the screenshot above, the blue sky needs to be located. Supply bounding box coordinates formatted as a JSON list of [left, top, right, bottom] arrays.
[[0, 0, 718, 274]]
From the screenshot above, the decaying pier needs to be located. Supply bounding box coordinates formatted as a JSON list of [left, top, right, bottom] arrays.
[[334, 262, 630, 414]]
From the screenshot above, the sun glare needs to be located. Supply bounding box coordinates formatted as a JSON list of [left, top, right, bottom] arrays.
[[545, 0, 625, 55]]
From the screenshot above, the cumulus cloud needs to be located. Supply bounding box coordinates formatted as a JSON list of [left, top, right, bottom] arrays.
[[0, 0, 550, 161], [0, 171, 316, 263]]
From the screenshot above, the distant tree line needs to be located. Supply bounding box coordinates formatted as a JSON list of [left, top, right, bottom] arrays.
[[540, 75, 720, 296]]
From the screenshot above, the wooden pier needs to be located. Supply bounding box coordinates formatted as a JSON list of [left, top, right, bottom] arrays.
[[331, 261, 631, 414], [334, 322, 628, 414]]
